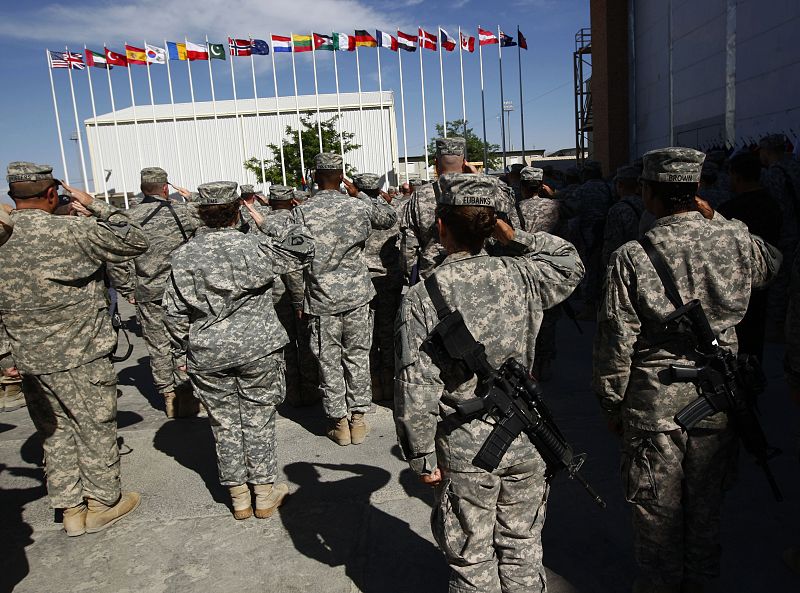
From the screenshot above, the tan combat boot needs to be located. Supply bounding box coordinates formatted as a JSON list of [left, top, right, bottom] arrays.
[[163, 391, 176, 418], [327, 417, 351, 446], [85, 492, 141, 533], [228, 484, 253, 520], [2, 380, 26, 412], [253, 483, 289, 519], [349, 412, 369, 445], [62, 502, 87, 537]]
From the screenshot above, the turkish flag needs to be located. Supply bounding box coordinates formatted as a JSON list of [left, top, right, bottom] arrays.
[[104, 48, 128, 66]]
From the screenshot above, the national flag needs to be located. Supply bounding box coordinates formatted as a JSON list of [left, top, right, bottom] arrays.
[[271, 35, 292, 53], [166, 41, 187, 60], [251, 39, 270, 55], [292, 34, 313, 52], [354, 30, 378, 47], [228, 38, 252, 57], [518, 29, 528, 50], [208, 43, 226, 60], [478, 27, 498, 46], [500, 31, 517, 47], [397, 30, 417, 52], [105, 48, 129, 67], [313, 33, 334, 51], [419, 28, 437, 50], [85, 48, 112, 68], [439, 28, 456, 51], [49, 51, 86, 69], [145, 44, 166, 64], [125, 44, 147, 65], [376, 30, 397, 51], [186, 41, 209, 60], [332, 32, 355, 51], [460, 32, 475, 53]]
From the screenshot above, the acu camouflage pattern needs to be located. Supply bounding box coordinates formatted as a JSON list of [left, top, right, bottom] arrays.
[[239, 184, 255, 196], [270, 185, 295, 201], [353, 173, 381, 191], [516, 195, 562, 235], [520, 167, 544, 183], [601, 194, 645, 267], [140, 167, 168, 184], [640, 147, 705, 183], [315, 152, 343, 170], [0, 208, 13, 246], [435, 173, 497, 207], [196, 181, 239, 205], [401, 182, 445, 279], [435, 137, 466, 157], [6, 161, 55, 184]]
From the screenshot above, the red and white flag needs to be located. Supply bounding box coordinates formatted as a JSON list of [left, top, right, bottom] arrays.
[[185, 41, 209, 60], [460, 32, 475, 53], [418, 27, 437, 51], [228, 38, 252, 57], [397, 30, 417, 52], [104, 48, 129, 67], [478, 27, 498, 46], [439, 28, 456, 51]]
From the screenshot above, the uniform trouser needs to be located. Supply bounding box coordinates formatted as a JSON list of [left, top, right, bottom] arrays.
[[309, 303, 373, 419], [622, 427, 737, 585], [274, 291, 320, 407], [432, 459, 549, 593], [189, 352, 285, 486], [369, 275, 403, 399], [137, 300, 187, 395], [23, 357, 121, 508]]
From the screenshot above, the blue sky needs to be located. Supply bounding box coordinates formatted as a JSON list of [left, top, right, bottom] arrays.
[[0, 0, 588, 190]]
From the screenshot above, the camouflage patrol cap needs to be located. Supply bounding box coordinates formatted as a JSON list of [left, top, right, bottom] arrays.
[[269, 185, 294, 201], [759, 133, 786, 152], [615, 165, 640, 181], [353, 173, 381, 191], [641, 147, 705, 183], [293, 189, 310, 202], [196, 181, 239, 205], [520, 167, 544, 183], [409, 177, 428, 187], [435, 173, 497, 208], [240, 184, 256, 196], [141, 167, 168, 184], [6, 161, 55, 184], [435, 137, 466, 158], [314, 152, 343, 170]]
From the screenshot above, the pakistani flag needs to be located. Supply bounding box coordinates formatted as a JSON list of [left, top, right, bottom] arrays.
[[208, 43, 226, 60]]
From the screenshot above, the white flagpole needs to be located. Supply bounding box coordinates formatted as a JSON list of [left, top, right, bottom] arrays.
[[376, 40, 389, 186], [437, 30, 447, 138], [143, 40, 163, 167], [332, 46, 345, 166], [478, 27, 489, 169], [497, 26, 507, 171], [458, 27, 468, 140], [65, 47, 89, 191], [355, 44, 366, 171], [397, 46, 410, 184], [419, 29, 430, 181], [104, 46, 130, 208], [164, 40, 186, 186], [311, 35, 323, 152], [84, 47, 109, 201], [124, 42, 144, 172], [205, 36, 225, 177], [46, 50, 70, 184], [185, 38, 206, 181], [290, 33, 306, 186], [270, 40, 288, 185], [227, 39, 247, 176], [249, 37, 268, 189]]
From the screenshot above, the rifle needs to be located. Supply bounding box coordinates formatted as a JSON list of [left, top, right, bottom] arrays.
[[108, 289, 134, 364], [422, 275, 606, 508]]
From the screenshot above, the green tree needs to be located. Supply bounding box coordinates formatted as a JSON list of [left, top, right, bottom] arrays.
[[426, 119, 501, 170], [245, 115, 360, 186]]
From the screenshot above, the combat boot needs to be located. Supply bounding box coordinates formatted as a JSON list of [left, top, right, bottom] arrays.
[[783, 547, 800, 574], [228, 484, 253, 520], [62, 502, 87, 537], [85, 492, 141, 533], [632, 579, 680, 593], [2, 380, 26, 412], [163, 391, 176, 418], [253, 483, 289, 519], [327, 417, 351, 446], [349, 412, 370, 445]]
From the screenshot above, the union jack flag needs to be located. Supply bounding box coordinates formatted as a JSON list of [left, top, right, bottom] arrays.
[[49, 51, 86, 69], [228, 38, 252, 57]]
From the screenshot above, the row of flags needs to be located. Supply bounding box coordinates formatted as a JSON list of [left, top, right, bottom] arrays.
[[48, 27, 527, 69]]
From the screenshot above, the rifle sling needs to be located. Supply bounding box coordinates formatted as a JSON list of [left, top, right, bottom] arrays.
[[638, 236, 685, 310], [141, 200, 190, 244], [424, 273, 454, 321]]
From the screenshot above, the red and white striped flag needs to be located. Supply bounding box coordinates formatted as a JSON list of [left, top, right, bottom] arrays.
[[418, 27, 437, 51], [49, 51, 85, 69], [478, 27, 498, 46], [397, 30, 417, 52], [460, 32, 475, 53], [439, 28, 456, 51]]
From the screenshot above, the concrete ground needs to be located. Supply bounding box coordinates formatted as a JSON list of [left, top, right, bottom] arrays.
[[0, 301, 798, 593]]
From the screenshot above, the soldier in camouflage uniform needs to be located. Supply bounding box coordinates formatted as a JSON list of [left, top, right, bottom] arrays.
[[0, 162, 148, 536], [783, 245, 800, 574], [164, 181, 314, 520], [0, 206, 24, 411], [237, 184, 269, 233], [290, 153, 396, 446], [394, 173, 584, 593], [593, 148, 782, 593], [602, 165, 645, 268]]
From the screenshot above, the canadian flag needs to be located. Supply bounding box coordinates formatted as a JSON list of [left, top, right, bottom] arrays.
[[439, 28, 456, 51], [418, 27, 437, 50], [478, 27, 498, 46], [460, 32, 475, 53]]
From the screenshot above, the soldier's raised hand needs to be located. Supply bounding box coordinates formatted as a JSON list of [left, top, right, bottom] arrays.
[[342, 176, 359, 197], [242, 199, 264, 227], [60, 181, 94, 208]]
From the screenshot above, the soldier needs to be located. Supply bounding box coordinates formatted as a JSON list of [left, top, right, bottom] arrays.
[[0, 207, 23, 412], [164, 181, 314, 520], [126, 167, 203, 418], [0, 162, 148, 536], [400, 182, 412, 197], [290, 153, 396, 445], [601, 165, 645, 268], [593, 148, 782, 592], [783, 245, 800, 574], [238, 184, 269, 233], [394, 173, 584, 593]]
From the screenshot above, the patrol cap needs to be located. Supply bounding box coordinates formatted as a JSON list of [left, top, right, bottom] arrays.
[[640, 147, 705, 183], [240, 184, 256, 196], [409, 177, 428, 187], [196, 181, 239, 205], [435, 173, 497, 208], [6, 161, 56, 184], [314, 152, 343, 170], [520, 167, 544, 183], [269, 185, 294, 201], [293, 189, 310, 202], [615, 165, 640, 181], [353, 173, 381, 191], [141, 167, 168, 184], [759, 133, 786, 152], [435, 137, 466, 158]]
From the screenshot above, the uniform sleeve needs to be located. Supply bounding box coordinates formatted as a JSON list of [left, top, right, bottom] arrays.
[[284, 270, 305, 312], [592, 249, 641, 418], [359, 192, 397, 231], [0, 208, 13, 247], [106, 261, 135, 299], [77, 199, 149, 264], [746, 232, 783, 290], [257, 222, 316, 276], [785, 248, 800, 389], [163, 270, 191, 361]]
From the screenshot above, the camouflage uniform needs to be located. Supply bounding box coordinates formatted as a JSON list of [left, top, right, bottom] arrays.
[[395, 173, 585, 593], [0, 162, 148, 508], [237, 184, 270, 234], [164, 182, 314, 486], [290, 154, 397, 419], [593, 148, 783, 587], [572, 170, 614, 306], [602, 167, 646, 268]]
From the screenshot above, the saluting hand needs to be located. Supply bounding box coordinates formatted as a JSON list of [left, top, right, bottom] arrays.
[[492, 218, 515, 245], [342, 176, 359, 197], [242, 200, 264, 227], [419, 467, 442, 486], [693, 196, 714, 220], [60, 181, 94, 208]]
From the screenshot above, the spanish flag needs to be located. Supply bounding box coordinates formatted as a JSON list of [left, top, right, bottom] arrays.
[[125, 44, 148, 65], [354, 30, 377, 48]]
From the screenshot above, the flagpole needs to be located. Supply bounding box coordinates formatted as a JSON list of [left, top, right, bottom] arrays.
[[311, 36, 323, 152], [124, 41, 144, 172], [84, 47, 109, 201], [397, 46, 410, 184], [438, 29, 447, 138], [205, 35, 225, 178], [164, 40, 186, 186], [517, 26, 526, 160], [497, 26, 507, 171], [376, 40, 389, 186], [143, 40, 163, 167], [478, 27, 489, 169], [185, 37, 206, 181], [270, 39, 287, 185], [332, 46, 345, 167], [104, 45, 130, 208], [458, 27, 468, 140], [290, 32, 306, 186], [46, 50, 70, 185], [249, 37, 268, 189], [227, 38, 247, 176], [66, 47, 90, 191], [419, 29, 430, 181], [355, 44, 366, 173]]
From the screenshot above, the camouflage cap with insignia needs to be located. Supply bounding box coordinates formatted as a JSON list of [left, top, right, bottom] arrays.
[[6, 161, 55, 184], [314, 152, 343, 170], [269, 185, 294, 201], [140, 167, 168, 184], [196, 181, 239, 205], [520, 166, 544, 183], [641, 147, 705, 183], [759, 133, 786, 152], [240, 184, 256, 196], [353, 173, 381, 191], [435, 173, 497, 208], [435, 136, 466, 158], [615, 165, 640, 181]]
